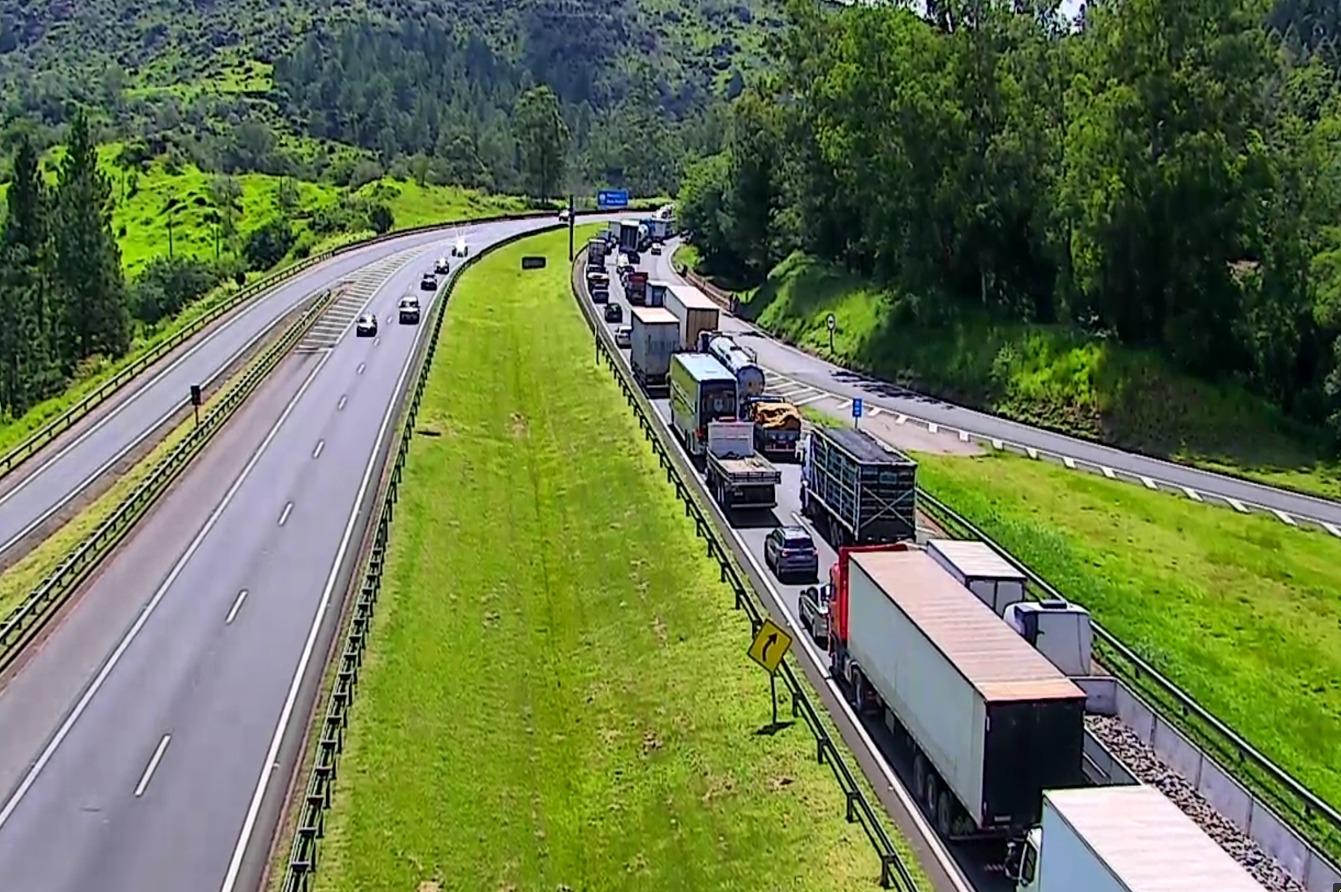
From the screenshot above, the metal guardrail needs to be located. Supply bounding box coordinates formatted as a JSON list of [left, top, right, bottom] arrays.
[[279, 224, 565, 892], [569, 253, 919, 890], [916, 489, 1341, 861], [0, 288, 335, 674], [0, 207, 617, 487]]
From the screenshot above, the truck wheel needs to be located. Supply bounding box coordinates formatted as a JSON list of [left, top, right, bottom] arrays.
[[849, 670, 864, 710], [912, 754, 928, 804], [935, 788, 955, 838], [923, 771, 939, 818]]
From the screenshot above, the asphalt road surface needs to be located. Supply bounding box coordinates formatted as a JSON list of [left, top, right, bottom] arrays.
[[0, 220, 556, 563], [644, 246, 1341, 531], [594, 252, 1006, 892], [0, 216, 587, 892]]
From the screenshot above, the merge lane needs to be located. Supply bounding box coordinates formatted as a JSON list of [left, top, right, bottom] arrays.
[[0, 218, 557, 892]]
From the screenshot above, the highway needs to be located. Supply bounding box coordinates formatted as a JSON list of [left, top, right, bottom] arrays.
[[0, 216, 577, 892], [0, 221, 513, 564], [644, 247, 1341, 533], [590, 252, 1000, 892]]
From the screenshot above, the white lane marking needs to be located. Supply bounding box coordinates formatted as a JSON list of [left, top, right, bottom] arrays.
[[357, 362, 366, 375], [1227, 497, 1248, 513], [793, 394, 825, 407], [337, 395, 347, 411], [1026, 446, 1039, 460], [312, 440, 325, 460], [225, 589, 249, 625], [1273, 509, 1297, 526], [958, 430, 969, 443], [1102, 466, 1116, 479], [219, 275, 435, 892], [1141, 476, 1157, 490], [868, 406, 882, 417], [134, 734, 172, 798], [835, 400, 851, 411], [0, 251, 416, 833], [374, 337, 381, 347], [927, 422, 939, 435], [991, 438, 1004, 450], [277, 501, 293, 527], [1062, 456, 1076, 470], [1324, 522, 1341, 538], [895, 414, 907, 425], [1182, 486, 1202, 502]]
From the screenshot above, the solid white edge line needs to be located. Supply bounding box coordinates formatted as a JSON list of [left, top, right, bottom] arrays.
[[0, 243, 430, 834], [134, 734, 172, 798], [225, 590, 249, 626], [0, 354, 329, 834], [277, 502, 294, 527], [217, 256, 438, 892]]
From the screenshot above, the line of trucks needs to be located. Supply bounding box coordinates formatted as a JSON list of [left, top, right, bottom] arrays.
[[582, 243, 1267, 891]]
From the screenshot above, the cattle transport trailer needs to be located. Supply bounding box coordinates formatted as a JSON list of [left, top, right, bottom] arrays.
[[800, 426, 917, 545], [831, 547, 1087, 841]]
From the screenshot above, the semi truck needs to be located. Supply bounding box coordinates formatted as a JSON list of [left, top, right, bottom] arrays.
[[1009, 786, 1264, 892], [646, 280, 669, 308], [744, 395, 802, 461], [703, 421, 781, 511], [829, 546, 1088, 840], [587, 237, 608, 265], [642, 217, 672, 243], [800, 426, 917, 546], [669, 353, 738, 457], [927, 539, 1027, 616], [618, 220, 641, 256], [703, 333, 766, 407], [606, 221, 621, 246], [629, 307, 680, 392], [625, 271, 649, 305], [665, 284, 720, 350]]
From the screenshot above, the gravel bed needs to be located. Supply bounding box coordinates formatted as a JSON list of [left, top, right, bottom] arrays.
[[1087, 715, 1304, 891]]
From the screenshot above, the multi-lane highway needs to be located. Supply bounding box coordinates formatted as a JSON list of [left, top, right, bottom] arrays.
[[644, 247, 1341, 533], [0, 216, 581, 892]]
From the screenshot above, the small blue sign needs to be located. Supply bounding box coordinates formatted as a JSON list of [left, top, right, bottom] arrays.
[[597, 189, 630, 209], [852, 398, 863, 419]]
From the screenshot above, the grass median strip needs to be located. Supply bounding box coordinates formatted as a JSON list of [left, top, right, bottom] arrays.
[[310, 229, 925, 891]]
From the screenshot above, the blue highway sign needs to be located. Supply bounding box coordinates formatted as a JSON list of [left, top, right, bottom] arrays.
[[852, 398, 863, 419], [597, 189, 630, 209]]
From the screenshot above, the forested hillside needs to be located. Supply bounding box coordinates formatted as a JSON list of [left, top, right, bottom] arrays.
[[0, 0, 782, 195], [681, 0, 1341, 467]]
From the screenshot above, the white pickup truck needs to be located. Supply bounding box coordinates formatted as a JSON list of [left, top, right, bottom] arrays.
[[704, 421, 780, 511]]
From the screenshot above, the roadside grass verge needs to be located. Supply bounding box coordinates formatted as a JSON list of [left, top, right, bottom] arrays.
[[309, 229, 923, 891], [910, 449, 1341, 820], [736, 251, 1341, 500]]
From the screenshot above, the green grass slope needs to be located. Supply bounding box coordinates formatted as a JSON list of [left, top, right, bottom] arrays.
[[740, 252, 1341, 498], [914, 448, 1341, 846], [309, 229, 926, 890]]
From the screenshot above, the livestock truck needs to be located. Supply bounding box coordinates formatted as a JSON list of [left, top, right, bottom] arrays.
[[703, 421, 780, 511], [669, 352, 738, 457], [800, 426, 917, 546], [1009, 786, 1264, 892], [829, 546, 1088, 841], [665, 284, 720, 350], [629, 307, 680, 392]]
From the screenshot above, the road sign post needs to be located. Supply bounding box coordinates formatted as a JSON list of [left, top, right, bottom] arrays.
[[747, 619, 794, 727], [826, 313, 836, 353], [852, 397, 863, 429], [190, 384, 202, 427], [568, 194, 575, 261]]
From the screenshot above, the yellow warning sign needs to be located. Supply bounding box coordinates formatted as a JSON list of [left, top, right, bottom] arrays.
[[747, 619, 793, 674]]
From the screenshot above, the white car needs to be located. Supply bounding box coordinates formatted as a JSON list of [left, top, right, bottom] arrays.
[[614, 326, 632, 349], [451, 237, 469, 257], [434, 256, 450, 274]]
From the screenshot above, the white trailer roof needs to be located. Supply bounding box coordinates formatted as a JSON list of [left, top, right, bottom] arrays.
[[850, 550, 1082, 702], [632, 307, 678, 324], [928, 539, 1025, 581], [1045, 786, 1264, 891], [668, 283, 719, 311]]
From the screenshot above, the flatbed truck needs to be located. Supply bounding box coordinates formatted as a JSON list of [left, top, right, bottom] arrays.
[[703, 421, 780, 511]]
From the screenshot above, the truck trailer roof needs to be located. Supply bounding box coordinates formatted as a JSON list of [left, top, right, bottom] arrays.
[[819, 426, 914, 466], [927, 539, 1026, 582], [1043, 786, 1264, 891], [668, 284, 720, 311], [672, 352, 736, 383], [849, 550, 1083, 702], [632, 306, 678, 325]]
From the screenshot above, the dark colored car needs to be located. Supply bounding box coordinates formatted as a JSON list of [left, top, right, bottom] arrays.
[[398, 296, 421, 324], [591, 288, 610, 305], [604, 303, 623, 323], [799, 583, 832, 643], [420, 273, 438, 291], [434, 256, 451, 275], [764, 526, 819, 582], [355, 313, 378, 337]]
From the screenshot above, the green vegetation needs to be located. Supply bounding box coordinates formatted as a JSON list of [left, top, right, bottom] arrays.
[[680, 0, 1341, 477], [912, 447, 1341, 824], [311, 229, 923, 891], [742, 252, 1341, 497]]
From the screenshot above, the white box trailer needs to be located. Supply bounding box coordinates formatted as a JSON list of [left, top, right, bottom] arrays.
[[629, 307, 680, 391], [1012, 786, 1265, 892], [665, 284, 720, 350], [835, 548, 1086, 838], [928, 539, 1027, 616]]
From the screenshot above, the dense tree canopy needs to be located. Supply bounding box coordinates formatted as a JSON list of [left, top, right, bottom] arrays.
[[683, 0, 1341, 441]]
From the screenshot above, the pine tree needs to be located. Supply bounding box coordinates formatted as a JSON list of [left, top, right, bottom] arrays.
[[0, 135, 61, 414], [54, 110, 129, 367]]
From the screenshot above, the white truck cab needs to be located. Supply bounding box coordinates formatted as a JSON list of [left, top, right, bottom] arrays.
[[1004, 599, 1093, 677]]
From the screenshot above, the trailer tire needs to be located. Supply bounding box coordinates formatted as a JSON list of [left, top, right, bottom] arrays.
[[934, 787, 955, 839], [923, 770, 939, 817], [912, 754, 928, 804]]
